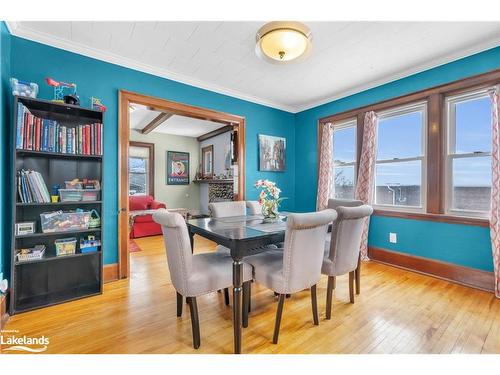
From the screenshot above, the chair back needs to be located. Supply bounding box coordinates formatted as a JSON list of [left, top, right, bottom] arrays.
[[246, 200, 261, 215], [281, 209, 337, 293], [327, 205, 373, 275], [153, 210, 193, 296], [208, 201, 246, 218], [327, 198, 363, 209]]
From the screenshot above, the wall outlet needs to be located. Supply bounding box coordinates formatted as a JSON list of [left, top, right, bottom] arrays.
[[389, 232, 397, 244]]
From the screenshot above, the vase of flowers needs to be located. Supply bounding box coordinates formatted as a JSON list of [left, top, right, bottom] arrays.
[[255, 179, 285, 223]]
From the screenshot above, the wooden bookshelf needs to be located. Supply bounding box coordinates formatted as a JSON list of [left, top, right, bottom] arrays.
[[10, 96, 104, 314]]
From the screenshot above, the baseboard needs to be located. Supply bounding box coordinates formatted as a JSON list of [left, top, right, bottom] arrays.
[[103, 263, 119, 283], [0, 292, 8, 330], [368, 246, 495, 293]]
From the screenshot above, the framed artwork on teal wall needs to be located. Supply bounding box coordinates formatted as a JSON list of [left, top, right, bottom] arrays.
[[166, 151, 189, 185], [259, 134, 286, 172]]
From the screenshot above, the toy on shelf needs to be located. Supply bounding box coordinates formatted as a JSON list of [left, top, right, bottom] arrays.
[[80, 235, 101, 253], [45, 77, 79, 105], [91, 97, 106, 112], [10, 78, 39, 98]]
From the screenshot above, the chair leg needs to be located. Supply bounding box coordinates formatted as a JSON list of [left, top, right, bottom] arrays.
[[311, 284, 319, 326], [355, 255, 361, 295], [272, 294, 286, 344], [176, 292, 183, 317], [326, 276, 335, 320], [224, 288, 230, 306], [242, 281, 250, 328], [187, 297, 201, 349], [248, 281, 252, 313], [349, 271, 355, 303]]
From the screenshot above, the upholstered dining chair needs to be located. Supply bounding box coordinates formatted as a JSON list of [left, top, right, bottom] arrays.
[[322, 204, 373, 319], [327, 198, 364, 295], [208, 201, 248, 305], [245, 209, 337, 344], [153, 209, 253, 349], [245, 200, 261, 215]]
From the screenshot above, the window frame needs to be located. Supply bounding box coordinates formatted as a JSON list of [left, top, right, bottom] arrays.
[[444, 88, 493, 218], [332, 118, 357, 200], [373, 102, 428, 213], [129, 141, 155, 197]]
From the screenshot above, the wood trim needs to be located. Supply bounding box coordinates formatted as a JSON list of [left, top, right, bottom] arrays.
[[1, 293, 8, 330], [426, 93, 444, 214], [373, 209, 489, 227], [141, 112, 173, 134], [368, 246, 495, 293], [129, 141, 155, 197], [103, 263, 119, 283], [118, 90, 246, 279], [197, 125, 233, 142], [319, 69, 500, 124]]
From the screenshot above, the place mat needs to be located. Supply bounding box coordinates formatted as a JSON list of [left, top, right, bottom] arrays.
[[247, 221, 287, 233]]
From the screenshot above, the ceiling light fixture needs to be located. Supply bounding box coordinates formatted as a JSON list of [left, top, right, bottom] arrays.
[[255, 21, 312, 64]]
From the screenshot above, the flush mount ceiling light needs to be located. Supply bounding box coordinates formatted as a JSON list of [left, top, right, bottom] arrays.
[[255, 21, 312, 64]]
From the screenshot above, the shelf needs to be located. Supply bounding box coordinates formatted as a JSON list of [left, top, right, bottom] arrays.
[[15, 228, 101, 239], [17, 201, 102, 207], [16, 149, 102, 160], [193, 179, 234, 184], [14, 284, 101, 313], [15, 250, 100, 266]]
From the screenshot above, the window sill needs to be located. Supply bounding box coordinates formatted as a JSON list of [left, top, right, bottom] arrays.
[[373, 209, 489, 227]]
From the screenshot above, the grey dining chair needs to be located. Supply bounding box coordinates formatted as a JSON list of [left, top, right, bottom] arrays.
[[246, 200, 261, 215], [152, 209, 253, 349], [322, 204, 373, 319], [327, 198, 364, 295], [245, 209, 337, 344]]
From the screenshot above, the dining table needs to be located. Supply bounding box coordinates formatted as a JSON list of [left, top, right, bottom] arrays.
[[186, 214, 289, 354]]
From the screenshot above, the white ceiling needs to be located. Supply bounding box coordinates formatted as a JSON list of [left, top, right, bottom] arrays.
[[7, 21, 500, 112], [130, 104, 225, 137]]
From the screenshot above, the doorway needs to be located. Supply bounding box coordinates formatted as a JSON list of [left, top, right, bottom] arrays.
[[118, 90, 246, 279]]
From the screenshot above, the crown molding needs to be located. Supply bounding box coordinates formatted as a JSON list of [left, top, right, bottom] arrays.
[[6, 22, 500, 115], [6, 22, 296, 113], [294, 38, 500, 113]]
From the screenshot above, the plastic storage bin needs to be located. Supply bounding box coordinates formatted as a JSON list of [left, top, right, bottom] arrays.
[[59, 189, 100, 202], [40, 211, 91, 233], [55, 237, 77, 256]]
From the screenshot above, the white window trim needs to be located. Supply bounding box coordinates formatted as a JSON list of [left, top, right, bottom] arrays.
[[373, 102, 428, 213], [444, 88, 493, 218], [332, 118, 357, 199]]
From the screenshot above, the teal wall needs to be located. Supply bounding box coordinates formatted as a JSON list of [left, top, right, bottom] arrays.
[[295, 46, 500, 272], [4, 34, 296, 268], [1, 24, 498, 278], [0, 22, 12, 281]]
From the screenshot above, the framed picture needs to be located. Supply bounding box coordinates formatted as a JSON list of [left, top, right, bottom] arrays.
[[166, 151, 190, 185], [202, 145, 214, 178], [259, 134, 286, 171]]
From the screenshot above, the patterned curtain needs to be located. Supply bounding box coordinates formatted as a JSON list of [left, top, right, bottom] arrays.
[[316, 122, 334, 211], [355, 111, 378, 260], [489, 87, 500, 298]]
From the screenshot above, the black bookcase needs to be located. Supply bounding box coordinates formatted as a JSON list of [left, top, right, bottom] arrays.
[[10, 96, 104, 314]]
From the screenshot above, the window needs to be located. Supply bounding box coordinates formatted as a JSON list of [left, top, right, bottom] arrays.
[[129, 143, 154, 196], [445, 89, 493, 217], [374, 103, 427, 210], [332, 119, 357, 199]]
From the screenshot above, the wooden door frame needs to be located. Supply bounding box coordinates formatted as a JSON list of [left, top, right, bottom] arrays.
[[118, 90, 246, 279]]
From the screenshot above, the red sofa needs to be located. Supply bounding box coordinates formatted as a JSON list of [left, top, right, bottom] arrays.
[[129, 195, 167, 238]]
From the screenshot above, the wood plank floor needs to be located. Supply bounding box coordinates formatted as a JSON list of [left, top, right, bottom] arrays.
[[3, 235, 499, 354]]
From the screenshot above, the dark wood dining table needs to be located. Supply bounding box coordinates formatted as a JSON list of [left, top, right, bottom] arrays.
[[186, 214, 288, 354]]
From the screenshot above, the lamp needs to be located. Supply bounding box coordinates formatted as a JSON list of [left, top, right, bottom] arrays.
[[255, 21, 312, 63]]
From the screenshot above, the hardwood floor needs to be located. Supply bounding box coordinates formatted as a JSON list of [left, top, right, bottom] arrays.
[[3, 235, 499, 354]]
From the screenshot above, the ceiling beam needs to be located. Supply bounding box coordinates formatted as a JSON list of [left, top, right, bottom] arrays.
[[197, 125, 234, 142], [141, 112, 173, 134]]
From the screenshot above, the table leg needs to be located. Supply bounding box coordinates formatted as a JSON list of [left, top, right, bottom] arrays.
[[232, 260, 243, 354], [189, 230, 194, 254]]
